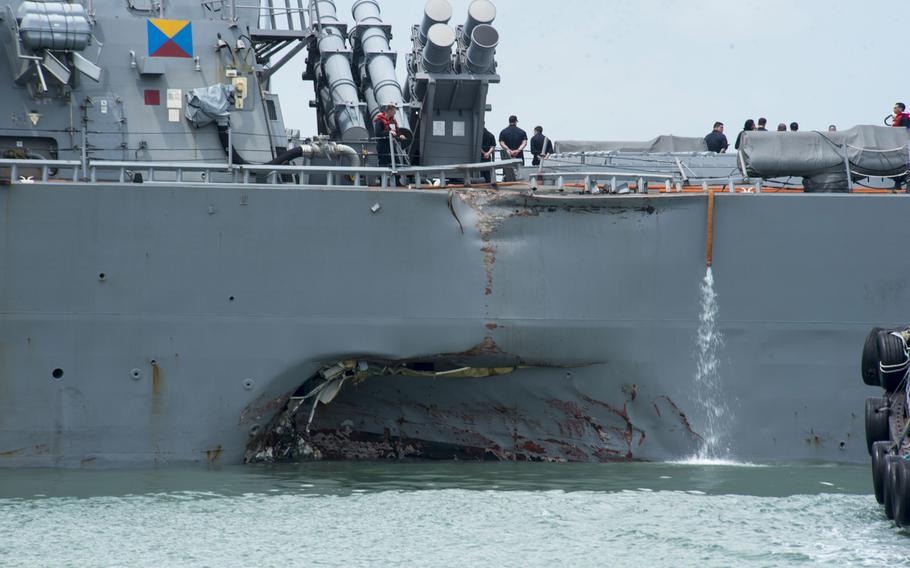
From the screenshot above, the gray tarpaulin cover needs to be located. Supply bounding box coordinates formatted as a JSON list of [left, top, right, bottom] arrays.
[[184, 84, 235, 128], [554, 135, 708, 154], [740, 125, 909, 178]]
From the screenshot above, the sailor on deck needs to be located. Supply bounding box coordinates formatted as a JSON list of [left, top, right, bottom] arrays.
[[530, 126, 554, 167], [374, 104, 406, 168], [891, 103, 910, 128], [734, 119, 756, 150], [891, 103, 910, 189], [704, 122, 728, 153], [481, 128, 496, 183], [499, 115, 528, 182]]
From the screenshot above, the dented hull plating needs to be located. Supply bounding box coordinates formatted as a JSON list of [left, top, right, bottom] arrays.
[[0, 183, 901, 466]]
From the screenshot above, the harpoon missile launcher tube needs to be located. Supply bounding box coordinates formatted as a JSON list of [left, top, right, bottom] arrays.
[[464, 24, 498, 74], [309, 0, 369, 141], [418, 0, 453, 46], [458, 0, 496, 48], [351, 0, 411, 131], [422, 23, 456, 73]]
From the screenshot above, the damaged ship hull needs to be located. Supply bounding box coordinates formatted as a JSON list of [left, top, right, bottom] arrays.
[[0, 183, 899, 466]]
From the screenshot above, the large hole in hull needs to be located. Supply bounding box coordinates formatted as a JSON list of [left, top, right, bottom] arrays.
[[242, 356, 701, 464], [247, 357, 528, 463]]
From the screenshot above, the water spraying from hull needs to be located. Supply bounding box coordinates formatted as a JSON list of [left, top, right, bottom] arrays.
[[691, 267, 730, 460]]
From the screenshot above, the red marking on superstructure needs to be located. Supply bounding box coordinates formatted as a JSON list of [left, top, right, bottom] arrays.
[[144, 90, 160, 106]]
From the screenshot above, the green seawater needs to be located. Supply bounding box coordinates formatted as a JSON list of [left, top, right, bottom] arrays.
[[1, 461, 908, 567]]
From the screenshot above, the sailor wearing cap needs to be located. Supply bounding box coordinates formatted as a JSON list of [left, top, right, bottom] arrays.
[[499, 115, 528, 182]]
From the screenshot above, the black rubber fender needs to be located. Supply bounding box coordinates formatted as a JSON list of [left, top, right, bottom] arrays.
[[872, 441, 891, 504], [877, 331, 908, 392], [866, 397, 890, 455], [896, 458, 910, 528], [862, 327, 884, 386], [885, 455, 900, 520]]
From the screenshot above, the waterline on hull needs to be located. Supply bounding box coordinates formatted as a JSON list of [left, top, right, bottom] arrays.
[[668, 457, 765, 468]]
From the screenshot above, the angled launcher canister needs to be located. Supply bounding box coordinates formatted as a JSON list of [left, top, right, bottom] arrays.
[[350, 0, 411, 134], [308, 0, 369, 141], [405, 0, 500, 167]]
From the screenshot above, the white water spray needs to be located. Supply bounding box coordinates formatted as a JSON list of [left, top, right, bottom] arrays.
[[691, 267, 730, 460]]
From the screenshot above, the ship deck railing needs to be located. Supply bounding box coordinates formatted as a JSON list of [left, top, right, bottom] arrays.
[[0, 157, 522, 190], [90, 161, 394, 187], [0, 159, 83, 183], [530, 170, 776, 195], [0, 157, 902, 195]]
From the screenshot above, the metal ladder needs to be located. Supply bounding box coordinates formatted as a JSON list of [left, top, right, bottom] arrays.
[[391, 135, 411, 168]]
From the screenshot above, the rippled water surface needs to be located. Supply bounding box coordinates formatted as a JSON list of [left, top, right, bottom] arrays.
[[1, 461, 908, 567]]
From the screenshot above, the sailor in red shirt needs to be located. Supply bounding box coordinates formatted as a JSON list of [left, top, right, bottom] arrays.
[[891, 102, 910, 128], [373, 104, 406, 167]]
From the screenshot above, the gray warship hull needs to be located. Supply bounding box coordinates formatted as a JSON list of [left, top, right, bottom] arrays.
[[0, 0, 902, 467], [0, 181, 898, 466]]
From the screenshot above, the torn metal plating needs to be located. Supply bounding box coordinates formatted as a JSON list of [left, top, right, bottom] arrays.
[[244, 358, 519, 463], [244, 356, 703, 464]]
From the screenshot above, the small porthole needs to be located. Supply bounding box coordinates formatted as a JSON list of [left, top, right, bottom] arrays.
[[98, 273, 107, 281], [228, 296, 235, 302], [51, 368, 64, 380]]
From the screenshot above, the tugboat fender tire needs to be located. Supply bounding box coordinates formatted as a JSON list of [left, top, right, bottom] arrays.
[[862, 327, 885, 386], [865, 396, 890, 455], [884, 455, 900, 520], [872, 440, 891, 505], [877, 331, 908, 392], [895, 459, 910, 528]]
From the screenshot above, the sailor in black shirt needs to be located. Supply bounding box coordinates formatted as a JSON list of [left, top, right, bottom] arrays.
[[499, 115, 528, 182], [704, 121, 728, 153], [481, 128, 496, 183], [530, 126, 554, 166], [734, 119, 755, 150]]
